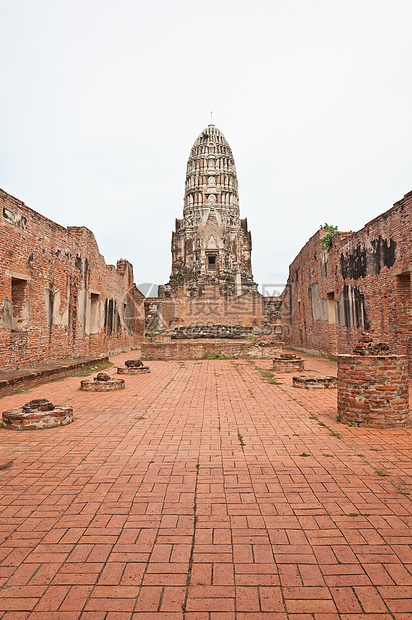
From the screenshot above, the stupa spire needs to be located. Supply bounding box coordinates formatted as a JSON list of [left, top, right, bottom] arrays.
[[159, 125, 258, 298]]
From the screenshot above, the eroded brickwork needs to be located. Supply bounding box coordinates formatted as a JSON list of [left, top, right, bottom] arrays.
[[292, 375, 337, 389], [2, 399, 73, 430], [141, 339, 282, 360], [282, 190, 412, 371], [145, 289, 266, 335], [273, 354, 304, 372], [337, 354, 409, 428], [80, 377, 125, 391], [0, 189, 145, 370]]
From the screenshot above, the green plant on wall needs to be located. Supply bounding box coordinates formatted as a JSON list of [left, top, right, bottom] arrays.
[[320, 223, 338, 249]]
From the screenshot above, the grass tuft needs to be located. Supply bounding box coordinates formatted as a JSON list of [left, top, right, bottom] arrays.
[[72, 362, 114, 378], [374, 468, 387, 477], [0, 461, 13, 471]]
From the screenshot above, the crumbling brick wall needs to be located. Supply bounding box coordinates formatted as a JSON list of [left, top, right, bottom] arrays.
[[0, 188, 145, 370], [144, 283, 267, 335], [282, 189, 412, 372]]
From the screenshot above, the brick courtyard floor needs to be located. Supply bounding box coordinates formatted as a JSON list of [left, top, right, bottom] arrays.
[[1, 351, 412, 619]]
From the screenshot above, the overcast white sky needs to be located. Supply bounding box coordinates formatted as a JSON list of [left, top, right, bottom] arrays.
[[1, 0, 411, 295]]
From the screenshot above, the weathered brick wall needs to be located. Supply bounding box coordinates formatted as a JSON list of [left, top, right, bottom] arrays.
[[282, 190, 412, 372], [145, 286, 267, 333], [0, 188, 145, 370], [337, 354, 409, 428], [0, 356, 110, 397]]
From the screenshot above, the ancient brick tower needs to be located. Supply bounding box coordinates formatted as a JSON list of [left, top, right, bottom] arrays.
[[159, 124, 258, 298]]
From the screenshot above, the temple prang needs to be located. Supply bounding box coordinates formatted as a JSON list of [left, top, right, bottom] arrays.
[[159, 125, 258, 299]]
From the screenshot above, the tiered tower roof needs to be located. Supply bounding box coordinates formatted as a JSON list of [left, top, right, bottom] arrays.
[[159, 124, 257, 298], [183, 125, 240, 229]]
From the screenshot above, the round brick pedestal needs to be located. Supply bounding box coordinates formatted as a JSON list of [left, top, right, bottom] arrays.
[[337, 354, 409, 428], [117, 366, 150, 375], [293, 376, 337, 389], [80, 378, 125, 391], [2, 399, 73, 430], [273, 354, 304, 372]]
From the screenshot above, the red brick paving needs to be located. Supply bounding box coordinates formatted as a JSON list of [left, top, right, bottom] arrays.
[[1, 350, 412, 618]]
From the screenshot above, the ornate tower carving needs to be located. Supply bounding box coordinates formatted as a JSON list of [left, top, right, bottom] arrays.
[[159, 125, 258, 297]]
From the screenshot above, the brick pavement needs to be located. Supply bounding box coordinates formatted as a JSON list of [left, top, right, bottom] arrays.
[[1, 350, 412, 619]]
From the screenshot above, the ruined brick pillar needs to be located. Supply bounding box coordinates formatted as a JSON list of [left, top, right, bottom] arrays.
[[337, 354, 409, 428]]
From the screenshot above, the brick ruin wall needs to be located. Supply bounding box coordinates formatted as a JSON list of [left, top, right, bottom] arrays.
[[282, 189, 412, 372], [144, 286, 282, 337], [0, 188, 145, 371]]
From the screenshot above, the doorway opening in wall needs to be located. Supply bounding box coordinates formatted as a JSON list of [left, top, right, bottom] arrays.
[[11, 278, 28, 332], [208, 255, 216, 271], [396, 272, 411, 332], [327, 292, 336, 324], [90, 294, 100, 334]]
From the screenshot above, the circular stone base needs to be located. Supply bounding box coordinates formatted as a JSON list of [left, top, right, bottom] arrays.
[[117, 366, 150, 374], [273, 355, 304, 372], [80, 378, 125, 391], [2, 406, 73, 430], [293, 375, 337, 389]]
